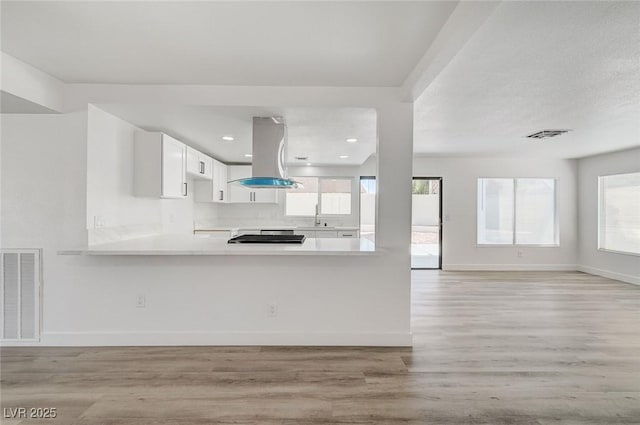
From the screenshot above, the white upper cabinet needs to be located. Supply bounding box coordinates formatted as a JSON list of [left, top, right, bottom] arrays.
[[195, 159, 228, 203], [227, 165, 278, 204], [186, 146, 213, 181], [135, 131, 187, 199]]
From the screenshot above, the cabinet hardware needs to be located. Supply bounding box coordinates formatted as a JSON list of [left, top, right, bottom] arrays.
[[183, 182, 188, 196], [219, 190, 224, 201], [199, 161, 205, 174]]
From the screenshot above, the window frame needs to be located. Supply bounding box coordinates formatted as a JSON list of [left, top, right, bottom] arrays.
[[285, 176, 355, 218], [476, 177, 559, 247], [597, 172, 640, 257]]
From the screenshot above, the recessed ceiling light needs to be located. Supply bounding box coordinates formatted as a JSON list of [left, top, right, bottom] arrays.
[[222, 136, 235, 141], [346, 138, 358, 143], [339, 155, 349, 159], [244, 154, 252, 158], [306, 162, 312, 166]]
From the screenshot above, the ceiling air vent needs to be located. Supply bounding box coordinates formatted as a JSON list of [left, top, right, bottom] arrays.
[[526, 130, 570, 139], [295, 156, 308, 161]]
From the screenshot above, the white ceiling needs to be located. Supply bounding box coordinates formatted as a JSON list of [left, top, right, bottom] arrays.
[[414, 1, 640, 159], [97, 104, 377, 165], [1, 1, 456, 86]]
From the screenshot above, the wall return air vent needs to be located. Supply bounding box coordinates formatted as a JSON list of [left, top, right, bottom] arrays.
[[526, 130, 570, 139]]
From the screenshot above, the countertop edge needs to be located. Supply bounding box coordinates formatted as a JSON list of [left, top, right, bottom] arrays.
[[58, 249, 382, 256]]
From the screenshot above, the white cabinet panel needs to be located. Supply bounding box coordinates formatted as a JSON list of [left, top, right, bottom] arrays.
[[253, 188, 278, 204], [134, 131, 187, 199], [228, 165, 252, 203], [201, 155, 213, 180], [195, 159, 228, 203], [212, 160, 228, 202], [227, 165, 278, 204], [161, 135, 187, 198], [337, 230, 358, 238], [315, 230, 339, 238], [186, 147, 213, 181]]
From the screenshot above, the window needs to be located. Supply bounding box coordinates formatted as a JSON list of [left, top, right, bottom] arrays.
[[477, 178, 557, 246], [320, 178, 352, 215], [285, 177, 353, 216], [598, 172, 640, 255]]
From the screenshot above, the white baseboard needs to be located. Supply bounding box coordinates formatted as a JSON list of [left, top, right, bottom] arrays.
[[1, 331, 413, 347], [442, 264, 577, 271], [577, 265, 640, 285]]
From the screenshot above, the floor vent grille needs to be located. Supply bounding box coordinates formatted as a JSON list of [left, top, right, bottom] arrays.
[[1, 249, 41, 341]]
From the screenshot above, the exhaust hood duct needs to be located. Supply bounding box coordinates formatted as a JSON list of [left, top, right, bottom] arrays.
[[229, 117, 302, 189]]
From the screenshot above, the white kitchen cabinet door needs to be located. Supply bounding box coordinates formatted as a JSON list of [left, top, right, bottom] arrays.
[[194, 159, 228, 203], [161, 135, 187, 198], [337, 230, 358, 238], [315, 230, 339, 238], [134, 131, 188, 199], [201, 155, 213, 180], [187, 147, 213, 181], [228, 165, 252, 203], [186, 146, 201, 176], [212, 160, 228, 203], [253, 188, 278, 204]]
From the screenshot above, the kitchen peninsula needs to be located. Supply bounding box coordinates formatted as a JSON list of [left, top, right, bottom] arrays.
[[60, 233, 376, 256]]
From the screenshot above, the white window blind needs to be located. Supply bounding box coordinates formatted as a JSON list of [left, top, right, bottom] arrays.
[[286, 177, 353, 216], [477, 178, 557, 246], [598, 172, 640, 255]]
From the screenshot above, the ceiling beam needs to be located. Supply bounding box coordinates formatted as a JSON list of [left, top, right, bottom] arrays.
[[0, 52, 65, 113], [401, 1, 501, 101]]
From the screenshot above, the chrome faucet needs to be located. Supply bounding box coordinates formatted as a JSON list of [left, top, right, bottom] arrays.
[[314, 204, 321, 226]]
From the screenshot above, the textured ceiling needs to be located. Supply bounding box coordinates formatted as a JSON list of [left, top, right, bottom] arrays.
[[414, 1, 640, 159]]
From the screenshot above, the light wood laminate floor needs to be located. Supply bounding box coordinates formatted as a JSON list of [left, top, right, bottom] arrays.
[[1, 271, 639, 424]]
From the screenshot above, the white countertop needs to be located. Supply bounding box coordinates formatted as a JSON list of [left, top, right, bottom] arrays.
[[59, 234, 377, 256]]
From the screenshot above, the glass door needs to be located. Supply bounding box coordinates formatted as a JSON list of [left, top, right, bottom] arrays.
[[411, 177, 442, 269]]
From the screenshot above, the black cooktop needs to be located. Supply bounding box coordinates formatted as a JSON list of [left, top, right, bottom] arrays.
[[227, 234, 306, 244]]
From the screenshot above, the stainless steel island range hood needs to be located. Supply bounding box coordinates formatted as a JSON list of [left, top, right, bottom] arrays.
[[229, 117, 301, 189]]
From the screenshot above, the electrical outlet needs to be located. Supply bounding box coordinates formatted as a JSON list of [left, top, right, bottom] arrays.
[[136, 294, 146, 308], [267, 303, 278, 318]]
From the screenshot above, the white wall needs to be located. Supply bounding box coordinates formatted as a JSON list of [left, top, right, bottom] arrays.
[[577, 147, 640, 285], [413, 157, 578, 270], [1, 98, 413, 347], [86, 105, 193, 244]]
